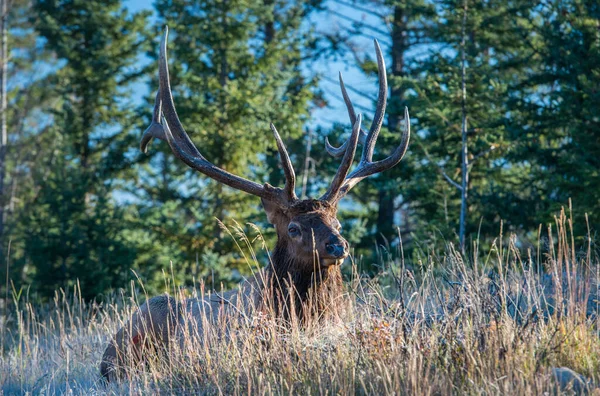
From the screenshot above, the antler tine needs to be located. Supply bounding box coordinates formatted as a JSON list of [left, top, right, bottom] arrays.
[[270, 123, 297, 201], [144, 27, 292, 205], [341, 107, 411, 194], [141, 91, 166, 154], [157, 27, 205, 159], [325, 72, 368, 158], [321, 114, 362, 202]]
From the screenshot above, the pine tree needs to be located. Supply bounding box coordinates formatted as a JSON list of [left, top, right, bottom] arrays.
[[18, 0, 150, 299], [512, 0, 600, 238], [0, 0, 57, 293], [403, 0, 538, 248]]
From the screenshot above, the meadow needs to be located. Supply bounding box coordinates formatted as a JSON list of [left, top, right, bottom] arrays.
[[1, 208, 599, 395]]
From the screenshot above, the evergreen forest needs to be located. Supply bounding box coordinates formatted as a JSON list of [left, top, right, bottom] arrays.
[[1, 0, 598, 300]]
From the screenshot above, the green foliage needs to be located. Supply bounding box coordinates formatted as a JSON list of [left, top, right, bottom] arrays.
[[1, 0, 599, 300], [509, 0, 600, 237], [12, 0, 151, 299], [326, 0, 598, 256], [1, 0, 62, 292], [405, 0, 538, 243]]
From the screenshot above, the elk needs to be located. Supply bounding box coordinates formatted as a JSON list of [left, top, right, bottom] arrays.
[[100, 27, 410, 381]]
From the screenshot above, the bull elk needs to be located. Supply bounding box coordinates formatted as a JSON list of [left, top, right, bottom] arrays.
[[100, 27, 410, 381]]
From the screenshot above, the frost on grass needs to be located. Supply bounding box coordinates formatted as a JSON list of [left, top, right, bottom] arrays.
[[1, 210, 599, 394]]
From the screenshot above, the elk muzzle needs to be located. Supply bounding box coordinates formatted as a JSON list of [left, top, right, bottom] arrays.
[[322, 235, 349, 266]]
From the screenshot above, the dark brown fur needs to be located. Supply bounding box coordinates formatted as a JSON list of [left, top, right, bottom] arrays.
[[261, 198, 346, 320], [101, 198, 349, 381]]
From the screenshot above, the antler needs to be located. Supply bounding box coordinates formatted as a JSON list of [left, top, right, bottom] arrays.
[[140, 29, 409, 208], [141, 27, 296, 206], [270, 123, 297, 201], [321, 114, 362, 202], [321, 39, 411, 203]]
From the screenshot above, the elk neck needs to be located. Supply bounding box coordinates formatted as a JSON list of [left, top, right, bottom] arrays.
[[266, 239, 343, 320]]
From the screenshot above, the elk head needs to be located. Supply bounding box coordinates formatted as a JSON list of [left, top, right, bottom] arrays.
[[141, 27, 410, 276]]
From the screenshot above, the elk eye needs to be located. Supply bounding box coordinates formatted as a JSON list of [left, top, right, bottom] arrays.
[[288, 225, 301, 237]]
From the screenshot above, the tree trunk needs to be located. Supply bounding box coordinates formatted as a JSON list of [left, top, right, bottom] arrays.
[[300, 129, 312, 198], [0, 0, 8, 250], [213, 0, 230, 232], [388, 5, 406, 131], [376, 5, 405, 242], [376, 189, 395, 244], [459, 0, 469, 254], [263, 0, 284, 194], [264, 0, 274, 44]]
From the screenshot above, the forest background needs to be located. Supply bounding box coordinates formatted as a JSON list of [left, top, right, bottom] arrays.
[[0, 0, 598, 301]]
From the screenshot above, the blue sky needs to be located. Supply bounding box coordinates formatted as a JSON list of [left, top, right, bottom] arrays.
[[123, 0, 383, 132]]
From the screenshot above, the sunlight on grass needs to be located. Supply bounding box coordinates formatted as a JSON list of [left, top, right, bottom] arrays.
[[1, 208, 599, 394]]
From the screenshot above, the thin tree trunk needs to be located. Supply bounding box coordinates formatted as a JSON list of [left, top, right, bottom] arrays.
[[213, 0, 229, 232], [0, 0, 8, 249], [388, 5, 406, 131], [263, 0, 284, 192], [377, 4, 406, 241], [264, 0, 274, 44], [459, 0, 469, 254], [300, 129, 312, 199]]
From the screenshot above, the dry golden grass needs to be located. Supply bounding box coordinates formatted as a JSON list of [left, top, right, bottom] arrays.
[[2, 209, 599, 394]]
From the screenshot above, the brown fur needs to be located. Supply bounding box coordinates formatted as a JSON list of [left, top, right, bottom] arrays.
[[100, 198, 349, 381]]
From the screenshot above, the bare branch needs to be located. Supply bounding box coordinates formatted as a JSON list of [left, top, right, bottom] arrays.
[[300, 129, 312, 199], [418, 139, 462, 192], [321, 74, 376, 103], [331, 0, 387, 19], [322, 88, 372, 113], [470, 144, 496, 165], [326, 8, 390, 37], [442, 170, 463, 191]]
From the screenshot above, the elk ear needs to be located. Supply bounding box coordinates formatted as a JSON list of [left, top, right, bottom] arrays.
[[261, 198, 284, 226]]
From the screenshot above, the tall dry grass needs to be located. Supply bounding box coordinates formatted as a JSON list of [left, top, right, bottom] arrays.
[[1, 208, 599, 394]]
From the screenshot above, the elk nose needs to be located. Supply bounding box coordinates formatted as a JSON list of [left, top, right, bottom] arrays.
[[325, 242, 347, 258]]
